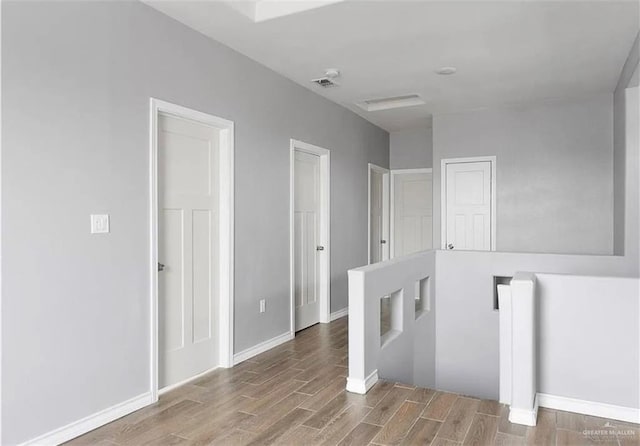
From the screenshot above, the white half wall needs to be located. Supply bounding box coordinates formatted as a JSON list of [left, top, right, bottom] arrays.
[[536, 273, 639, 410], [347, 250, 436, 393], [435, 249, 636, 401]]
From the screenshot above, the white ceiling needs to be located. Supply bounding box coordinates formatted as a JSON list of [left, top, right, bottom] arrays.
[[144, 0, 639, 132]]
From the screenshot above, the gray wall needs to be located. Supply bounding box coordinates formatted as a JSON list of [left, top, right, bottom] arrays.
[[613, 31, 639, 255], [433, 94, 614, 255], [1, 1, 388, 443], [390, 126, 433, 169]]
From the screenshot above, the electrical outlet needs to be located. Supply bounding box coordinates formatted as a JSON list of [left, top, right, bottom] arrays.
[[259, 299, 266, 313], [90, 214, 110, 234]]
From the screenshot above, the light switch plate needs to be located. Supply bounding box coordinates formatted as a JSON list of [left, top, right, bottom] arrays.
[[90, 214, 110, 234], [259, 299, 266, 313]]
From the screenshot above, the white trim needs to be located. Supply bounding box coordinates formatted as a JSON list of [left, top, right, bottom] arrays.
[[158, 365, 220, 396], [0, 3, 4, 441], [233, 331, 294, 365], [440, 156, 497, 251], [289, 139, 331, 332], [150, 98, 235, 402], [367, 163, 390, 264], [509, 394, 539, 426], [20, 393, 153, 446], [330, 307, 349, 321], [346, 369, 379, 395], [391, 168, 433, 175], [538, 393, 640, 424], [389, 168, 432, 258]]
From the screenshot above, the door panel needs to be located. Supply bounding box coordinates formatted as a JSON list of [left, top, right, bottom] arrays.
[[160, 208, 184, 352], [445, 161, 492, 251], [159, 113, 220, 388], [393, 172, 432, 257], [294, 150, 321, 331]]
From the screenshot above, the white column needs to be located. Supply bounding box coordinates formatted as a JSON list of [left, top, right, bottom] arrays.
[[508, 272, 538, 426], [346, 269, 379, 394]]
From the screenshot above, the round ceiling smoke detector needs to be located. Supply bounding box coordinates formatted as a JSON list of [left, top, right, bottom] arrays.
[[436, 67, 457, 75], [325, 68, 341, 79]]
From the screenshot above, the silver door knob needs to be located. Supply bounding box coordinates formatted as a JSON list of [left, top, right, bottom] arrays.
[[447, 244, 454, 250], [381, 240, 387, 244], [316, 246, 324, 251], [158, 262, 166, 272]]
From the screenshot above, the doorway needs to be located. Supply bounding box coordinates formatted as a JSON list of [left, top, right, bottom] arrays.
[[390, 168, 433, 258], [440, 156, 496, 251], [150, 99, 234, 399], [290, 139, 331, 333], [368, 164, 390, 264]]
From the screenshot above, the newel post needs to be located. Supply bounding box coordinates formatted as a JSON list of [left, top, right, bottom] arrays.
[[508, 272, 538, 426]]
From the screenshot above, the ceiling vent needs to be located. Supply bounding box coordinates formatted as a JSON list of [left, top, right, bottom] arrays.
[[356, 94, 425, 112], [311, 69, 340, 88], [312, 77, 339, 88]]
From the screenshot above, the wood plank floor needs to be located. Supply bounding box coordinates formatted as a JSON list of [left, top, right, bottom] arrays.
[[67, 317, 638, 445]]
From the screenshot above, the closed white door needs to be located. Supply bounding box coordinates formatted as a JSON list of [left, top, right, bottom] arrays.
[[159, 113, 219, 388], [369, 167, 389, 263], [444, 161, 492, 251], [393, 171, 432, 257], [294, 150, 321, 331]]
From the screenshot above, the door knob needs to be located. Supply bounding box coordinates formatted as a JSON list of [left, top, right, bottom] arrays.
[[158, 262, 166, 272], [381, 240, 387, 244], [447, 244, 454, 250], [316, 246, 325, 251]]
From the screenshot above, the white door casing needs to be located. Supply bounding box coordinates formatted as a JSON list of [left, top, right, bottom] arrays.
[[368, 164, 390, 264], [391, 169, 433, 258], [150, 99, 234, 400], [290, 140, 330, 333], [441, 157, 496, 251]]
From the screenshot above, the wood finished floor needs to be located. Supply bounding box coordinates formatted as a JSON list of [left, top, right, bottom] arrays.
[[68, 317, 638, 446]]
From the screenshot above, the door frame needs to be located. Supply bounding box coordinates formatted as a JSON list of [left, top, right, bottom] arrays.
[[440, 156, 496, 251], [390, 168, 432, 259], [149, 98, 235, 401], [367, 163, 390, 264], [289, 139, 331, 333]]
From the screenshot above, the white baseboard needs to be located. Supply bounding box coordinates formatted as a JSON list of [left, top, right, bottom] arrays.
[[330, 307, 348, 321], [538, 393, 640, 424], [509, 394, 539, 426], [234, 331, 294, 365], [346, 369, 378, 395], [20, 392, 152, 446]]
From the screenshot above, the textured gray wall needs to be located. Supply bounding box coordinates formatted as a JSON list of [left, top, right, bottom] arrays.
[[433, 94, 614, 255], [1, 1, 388, 443], [613, 32, 639, 255], [390, 127, 433, 169]]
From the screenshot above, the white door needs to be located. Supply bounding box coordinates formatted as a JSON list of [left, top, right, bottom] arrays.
[[158, 113, 219, 388], [444, 161, 492, 251], [294, 150, 321, 331], [393, 171, 432, 257], [369, 166, 389, 263]]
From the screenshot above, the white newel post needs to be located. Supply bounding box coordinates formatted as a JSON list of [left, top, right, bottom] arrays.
[[508, 272, 538, 426], [346, 269, 379, 394]]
